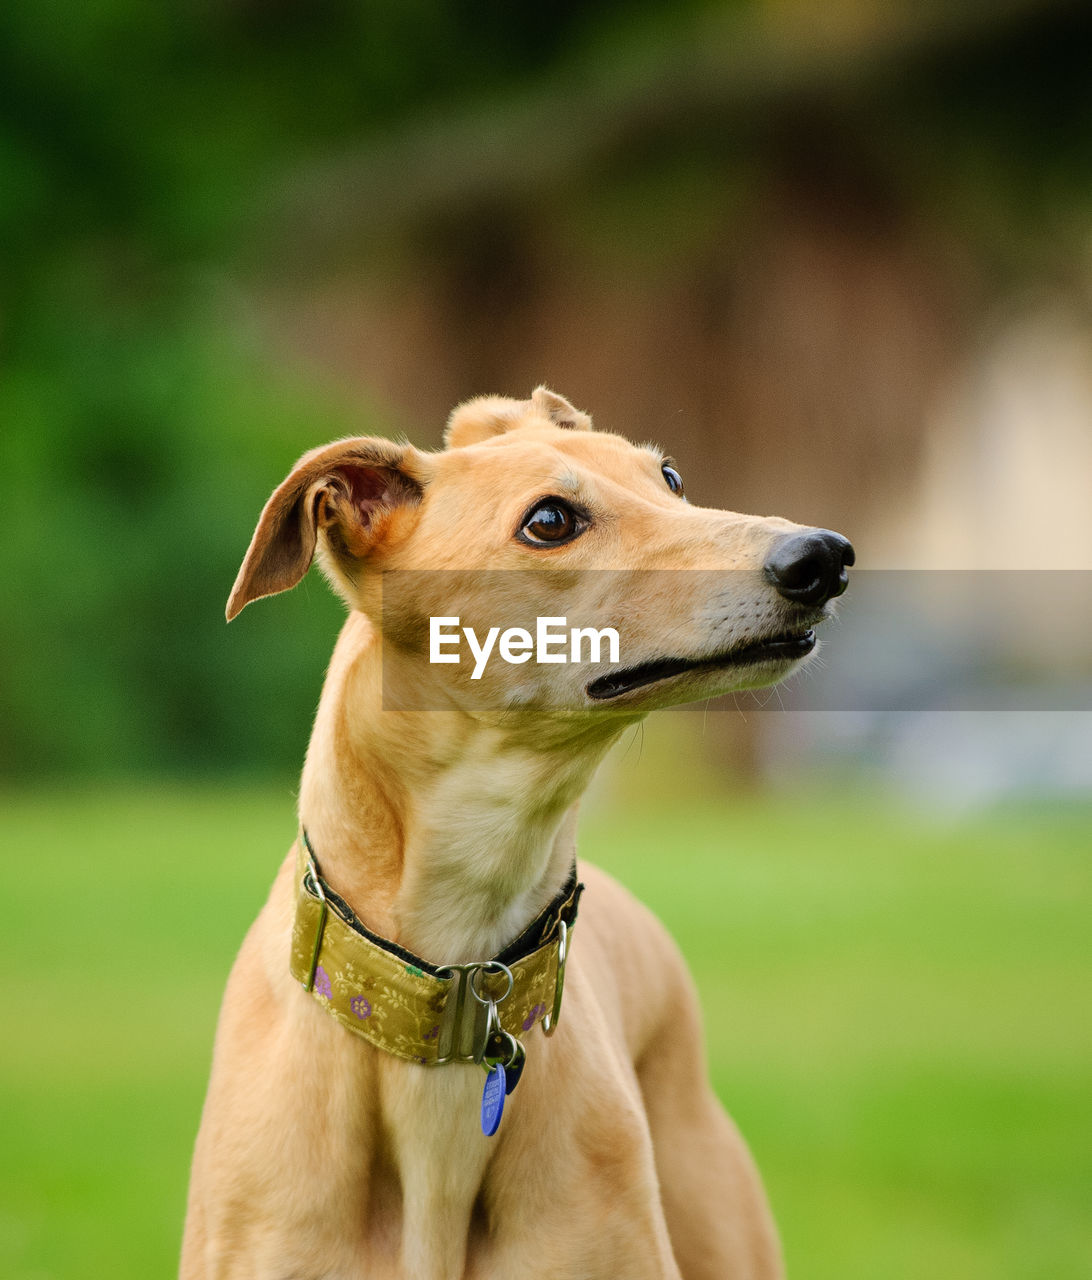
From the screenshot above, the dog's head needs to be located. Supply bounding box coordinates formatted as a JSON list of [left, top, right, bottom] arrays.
[[228, 388, 852, 715]]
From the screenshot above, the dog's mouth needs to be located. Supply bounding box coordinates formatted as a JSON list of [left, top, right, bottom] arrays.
[[585, 628, 816, 701]]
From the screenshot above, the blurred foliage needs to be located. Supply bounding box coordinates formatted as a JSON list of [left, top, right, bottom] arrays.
[[0, 291, 359, 775], [3, 1, 1092, 776], [0, 0, 709, 777]]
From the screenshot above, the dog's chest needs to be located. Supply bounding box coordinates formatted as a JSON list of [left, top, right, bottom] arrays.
[[375, 1060, 497, 1275]]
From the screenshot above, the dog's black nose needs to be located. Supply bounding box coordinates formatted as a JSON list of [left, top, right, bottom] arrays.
[[764, 530, 855, 606]]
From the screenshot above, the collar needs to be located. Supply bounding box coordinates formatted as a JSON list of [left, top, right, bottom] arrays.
[[290, 831, 583, 1066]]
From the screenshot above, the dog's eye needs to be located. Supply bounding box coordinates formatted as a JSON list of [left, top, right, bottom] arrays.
[[662, 463, 684, 496], [519, 500, 583, 546]]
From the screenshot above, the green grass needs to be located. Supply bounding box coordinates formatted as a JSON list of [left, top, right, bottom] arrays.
[[1, 782, 1089, 1279]]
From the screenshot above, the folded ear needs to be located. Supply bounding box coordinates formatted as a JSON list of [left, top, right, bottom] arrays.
[[529, 386, 592, 432], [444, 386, 593, 448], [226, 437, 427, 620]]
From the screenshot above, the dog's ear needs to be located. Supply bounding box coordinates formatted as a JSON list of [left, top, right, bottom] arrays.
[[529, 386, 592, 432], [443, 396, 525, 449], [226, 438, 428, 620], [444, 386, 592, 448]]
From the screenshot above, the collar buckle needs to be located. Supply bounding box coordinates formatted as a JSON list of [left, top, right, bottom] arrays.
[[434, 960, 514, 1064]]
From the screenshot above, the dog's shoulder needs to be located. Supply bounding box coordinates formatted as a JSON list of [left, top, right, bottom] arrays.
[[573, 860, 702, 1060]]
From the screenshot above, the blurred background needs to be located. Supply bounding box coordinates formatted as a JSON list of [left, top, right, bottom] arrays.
[[1, 1, 1089, 1277]]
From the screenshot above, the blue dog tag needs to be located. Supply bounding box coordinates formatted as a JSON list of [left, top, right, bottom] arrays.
[[481, 1063, 506, 1137]]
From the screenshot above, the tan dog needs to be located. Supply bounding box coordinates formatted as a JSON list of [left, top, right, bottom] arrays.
[[182, 388, 853, 1280]]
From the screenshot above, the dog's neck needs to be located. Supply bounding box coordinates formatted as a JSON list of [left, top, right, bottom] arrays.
[[298, 613, 629, 963]]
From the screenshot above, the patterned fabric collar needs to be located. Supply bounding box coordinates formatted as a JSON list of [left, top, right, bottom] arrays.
[[290, 831, 583, 1066]]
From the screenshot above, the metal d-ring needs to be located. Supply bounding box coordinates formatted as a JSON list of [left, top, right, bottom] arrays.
[[541, 919, 568, 1036], [301, 846, 328, 994], [468, 960, 514, 1008]]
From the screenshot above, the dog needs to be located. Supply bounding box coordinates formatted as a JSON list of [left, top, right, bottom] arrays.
[[181, 387, 853, 1280]]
